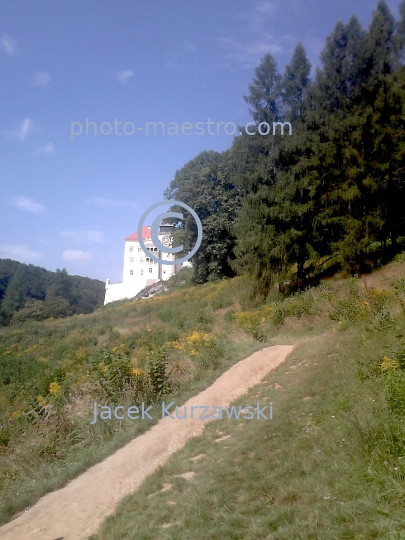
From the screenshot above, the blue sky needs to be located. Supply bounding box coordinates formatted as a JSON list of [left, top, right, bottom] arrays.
[[1, 0, 403, 283]]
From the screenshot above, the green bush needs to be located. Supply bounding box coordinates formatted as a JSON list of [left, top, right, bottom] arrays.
[[11, 301, 46, 324]]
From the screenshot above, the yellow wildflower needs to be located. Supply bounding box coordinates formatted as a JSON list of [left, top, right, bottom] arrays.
[[98, 361, 108, 373], [37, 395, 47, 406], [49, 382, 62, 397], [380, 356, 400, 372]]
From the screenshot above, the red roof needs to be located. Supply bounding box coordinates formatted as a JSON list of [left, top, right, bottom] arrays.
[[125, 226, 151, 241]]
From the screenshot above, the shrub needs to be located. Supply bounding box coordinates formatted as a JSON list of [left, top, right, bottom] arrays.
[[11, 301, 46, 325], [147, 348, 171, 399], [91, 349, 135, 403]]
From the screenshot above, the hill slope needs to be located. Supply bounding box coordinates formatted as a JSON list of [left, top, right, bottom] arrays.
[[0, 259, 105, 326], [0, 258, 404, 537]]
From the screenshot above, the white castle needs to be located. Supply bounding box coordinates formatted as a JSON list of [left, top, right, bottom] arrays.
[[104, 224, 184, 305]]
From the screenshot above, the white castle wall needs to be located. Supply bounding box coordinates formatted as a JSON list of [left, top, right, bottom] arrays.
[[104, 226, 185, 306]]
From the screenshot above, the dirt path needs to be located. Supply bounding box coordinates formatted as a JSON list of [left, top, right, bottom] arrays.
[[0, 345, 293, 540]]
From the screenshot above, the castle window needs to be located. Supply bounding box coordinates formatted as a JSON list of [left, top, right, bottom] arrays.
[[130, 257, 134, 264], [138, 247, 142, 252], [129, 246, 134, 252], [130, 269, 134, 276], [141, 269, 144, 275], [149, 268, 153, 273], [140, 258, 144, 263]]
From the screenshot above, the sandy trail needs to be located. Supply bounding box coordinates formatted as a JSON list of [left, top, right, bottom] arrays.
[[0, 345, 293, 540]]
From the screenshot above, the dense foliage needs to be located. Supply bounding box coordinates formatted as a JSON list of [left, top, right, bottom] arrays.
[[165, 0, 405, 295], [0, 259, 105, 326]]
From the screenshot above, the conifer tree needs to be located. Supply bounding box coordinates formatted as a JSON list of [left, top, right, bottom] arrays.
[[282, 43, 311, 122], [316, 16, 366, 113], [397, 0, 405, 59], [364, 0, 397, 80], [244, 53, 282, 125]]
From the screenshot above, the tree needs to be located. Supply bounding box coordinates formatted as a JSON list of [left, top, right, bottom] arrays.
[[164, 150, 242, 282], [397, 0, 405, 60], [1, 267, 27, 322], [44, 296, 73, 319], [0, 259, 104, 326], [244, 53, 282, 124], [316, 2, 405, 271], [364, 0, 397, 80], [11, 301, 46, 324], [46, 268, 73, 300], [233, 44, 318, 293], [282, 43, 312, 122]]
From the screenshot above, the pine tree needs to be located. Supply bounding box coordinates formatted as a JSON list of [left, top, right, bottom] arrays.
[[244, 53, 282, 125], [282, 43, 312, 122], [397, 0, 405, 59], [364, 0, 397, 81], [316, 16, 366, 113], [234, 45, 319, 292]]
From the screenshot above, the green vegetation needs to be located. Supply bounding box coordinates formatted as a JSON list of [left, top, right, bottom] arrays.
[[1, 254, 405, 536], [90, 259, 405, 540], [0, 259, 105, 326], [0, 267, 265, 524], [165, 0, 405, 295]]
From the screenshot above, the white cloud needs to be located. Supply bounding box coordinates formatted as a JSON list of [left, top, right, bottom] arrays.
[[0, 117, 33, 142], [166, 41, 196, 69], [32, 142, 54, 156], [1, 34, 16, 54], [62, 249, 93, 263], [255, 0, 275, 15], [116, 69, 134, 83], [237, 1, 276, 31], [33, 72, 51, 87], [0, 244, 42, 262], [217, 1, 282, 68], [85, 197, 134, 209], [61, 229, 106, 243], [11, 196, 44, 214], [19, 118, 33, 141], [218, 36, 282, 69]]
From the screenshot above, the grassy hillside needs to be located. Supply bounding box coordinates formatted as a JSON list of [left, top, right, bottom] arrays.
[[90, 260, 405, 539], [0, 260, 405, 536], [0, 268, 263, 523]]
